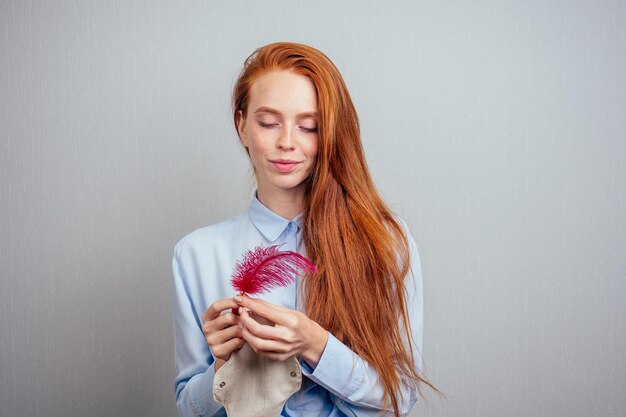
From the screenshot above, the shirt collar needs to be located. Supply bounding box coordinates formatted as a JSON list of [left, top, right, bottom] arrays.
[[249, 190, 303, 242]]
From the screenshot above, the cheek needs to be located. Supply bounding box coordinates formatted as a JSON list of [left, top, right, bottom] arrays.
[[244, 140, 265, 166], [304, 137, 319, 158], [245, 132, 267, 155]]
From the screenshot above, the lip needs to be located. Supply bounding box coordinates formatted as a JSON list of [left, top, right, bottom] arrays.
[[271, 159, 301, 163], [270, 160, 301, 173]]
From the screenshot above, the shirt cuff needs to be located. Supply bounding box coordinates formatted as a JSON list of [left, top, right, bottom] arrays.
[[183, 364, 224, 416], [300, 332, 365, 400]]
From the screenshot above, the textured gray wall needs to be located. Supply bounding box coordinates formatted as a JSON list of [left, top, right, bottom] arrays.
[[1, 1, 625, 417]]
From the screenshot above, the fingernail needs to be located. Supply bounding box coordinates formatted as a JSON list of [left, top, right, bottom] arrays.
[[233, 295, 242, 302], [238, 307, 243, 314], [238, 323, 243, 329]]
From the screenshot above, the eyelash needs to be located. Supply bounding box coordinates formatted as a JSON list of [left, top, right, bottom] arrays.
[[257, 121, 317, 133]]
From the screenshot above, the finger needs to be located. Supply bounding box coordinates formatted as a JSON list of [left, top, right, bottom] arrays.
[[241, 324, 289, 354], [213, 312, 240, 330], [259, 350, 297, 362], [203, 298, 241, 322], [235, 295, 290, 325], [206, 324, 243, 346], [202, 312, 239, 335], [212, 337, 245, 359], [239, 307, 284, 340]]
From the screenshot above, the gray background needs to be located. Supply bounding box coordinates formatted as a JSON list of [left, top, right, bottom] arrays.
[[1, 1, 624, 416]]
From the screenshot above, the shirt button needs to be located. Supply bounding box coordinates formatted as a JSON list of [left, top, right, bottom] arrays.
[[219, 381, 226, 388]]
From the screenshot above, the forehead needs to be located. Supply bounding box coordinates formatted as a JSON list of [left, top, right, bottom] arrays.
[[248, 70, 318, 114]]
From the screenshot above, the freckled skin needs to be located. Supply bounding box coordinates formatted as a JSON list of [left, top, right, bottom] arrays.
[[237, 70, 319, 209]]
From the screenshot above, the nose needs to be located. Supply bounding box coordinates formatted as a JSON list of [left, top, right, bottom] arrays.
[[277, 126, 296, 151]]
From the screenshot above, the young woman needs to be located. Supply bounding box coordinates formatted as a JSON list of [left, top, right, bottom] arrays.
[[172, 42, 440, 417]]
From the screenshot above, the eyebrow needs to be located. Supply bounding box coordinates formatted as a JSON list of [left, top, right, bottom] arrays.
[[253, 106, 318, 118]]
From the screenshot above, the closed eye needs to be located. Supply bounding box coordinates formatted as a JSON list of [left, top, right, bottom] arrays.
[[258, 121, 316, 133], [258, 121, 278, 128]]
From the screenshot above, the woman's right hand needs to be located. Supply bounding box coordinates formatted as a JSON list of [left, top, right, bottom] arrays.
[[201, 298, 245, 371]]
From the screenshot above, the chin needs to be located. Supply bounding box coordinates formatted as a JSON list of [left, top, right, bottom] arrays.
[[269, 178, 307, 191]]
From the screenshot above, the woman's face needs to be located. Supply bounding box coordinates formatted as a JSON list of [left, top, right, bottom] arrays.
[[237, 70, 319, 198]]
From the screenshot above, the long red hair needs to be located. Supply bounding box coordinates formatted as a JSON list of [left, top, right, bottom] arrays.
[[233, 42, 441, 414]]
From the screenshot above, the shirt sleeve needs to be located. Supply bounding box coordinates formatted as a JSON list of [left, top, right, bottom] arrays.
[[300, 218, 424, 417], [171, 239, 225, 417]]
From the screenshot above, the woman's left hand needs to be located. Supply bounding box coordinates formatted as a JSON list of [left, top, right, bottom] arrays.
[[233, 294, 329, 367]]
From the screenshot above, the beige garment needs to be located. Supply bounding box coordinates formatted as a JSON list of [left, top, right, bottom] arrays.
[[212, 314, 302, 417]]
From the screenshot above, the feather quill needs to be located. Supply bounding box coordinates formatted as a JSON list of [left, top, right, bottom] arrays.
[[231, 243, 318, 295]]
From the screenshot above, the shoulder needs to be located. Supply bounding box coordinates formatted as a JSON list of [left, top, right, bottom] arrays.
[[393, 215, 419, 254], [391, 215, 422, 275], [173, 211, 248, 261]]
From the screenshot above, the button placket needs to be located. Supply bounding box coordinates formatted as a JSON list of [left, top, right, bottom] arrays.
[[283, 221, 298, 310], [291, 222, 301, 311], [285, 221, 297, 252]]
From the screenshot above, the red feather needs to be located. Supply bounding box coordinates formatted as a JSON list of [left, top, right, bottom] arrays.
[[231, 243, 318, 295]]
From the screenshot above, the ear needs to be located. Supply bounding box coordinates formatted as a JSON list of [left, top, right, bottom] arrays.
[[236, 110, 248, 147]]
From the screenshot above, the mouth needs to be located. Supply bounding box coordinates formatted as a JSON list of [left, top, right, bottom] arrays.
[[270, 160, 301, 173]]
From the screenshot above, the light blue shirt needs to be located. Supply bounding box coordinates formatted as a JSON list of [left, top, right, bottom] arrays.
[[171, 190, 424, 416]]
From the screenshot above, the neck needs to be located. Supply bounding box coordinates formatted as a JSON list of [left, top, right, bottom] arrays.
[[256, 185, 304, 221]]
